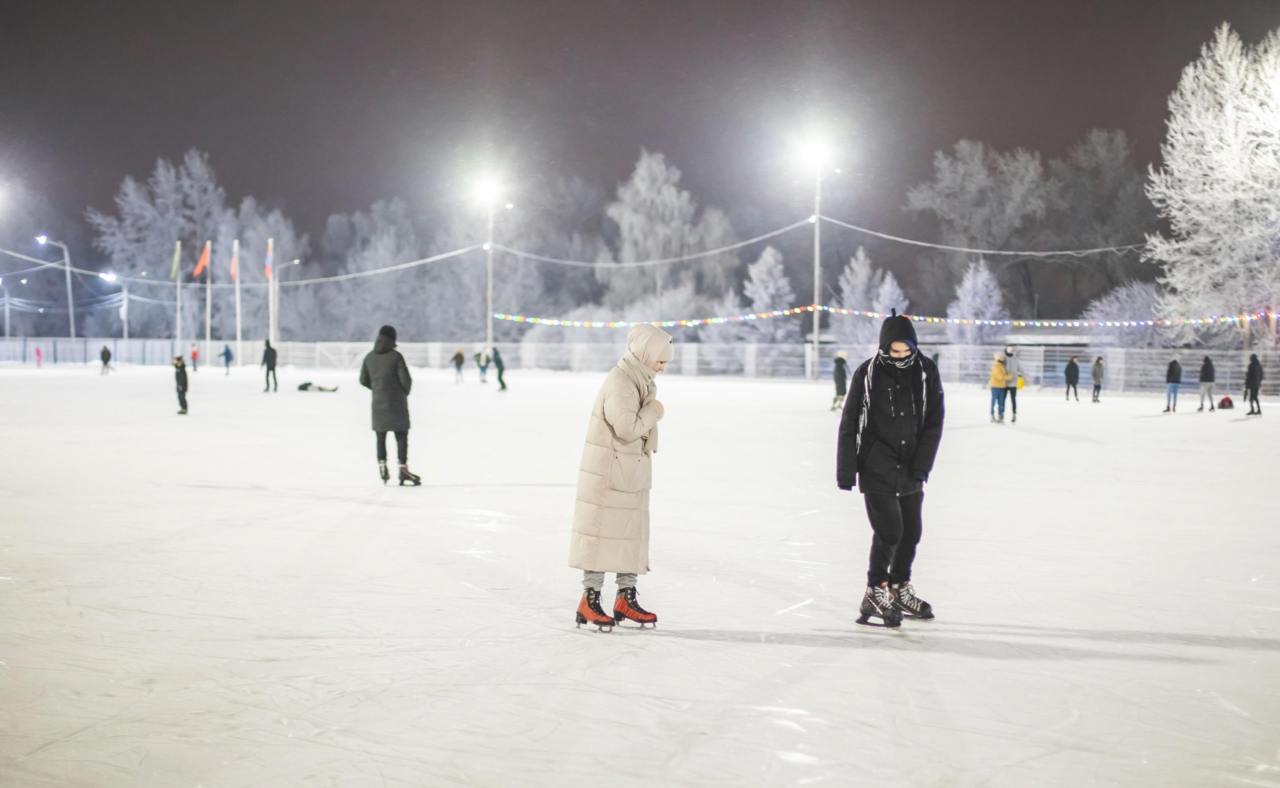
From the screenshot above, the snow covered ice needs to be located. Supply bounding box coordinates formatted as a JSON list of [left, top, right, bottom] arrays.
[[1, 365, 1277, 786]]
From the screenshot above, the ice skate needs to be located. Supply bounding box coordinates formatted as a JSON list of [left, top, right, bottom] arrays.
[[891, 582, 934, 620], [613, 587, 657, 628], [856, 584, 902, 628], [1011, 413, 1017, 423], [378, 460, 390, 485], [398, 465, 422, 486], [575, 588, 614, 632]]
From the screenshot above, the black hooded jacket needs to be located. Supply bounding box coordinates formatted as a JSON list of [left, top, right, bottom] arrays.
[[1200, 357, 1215, 383], [833, 356, 849, 396], [1065, 359, 1079, 385], [836, 315, 944, 496], [1246, 355, 1264, 389], [359, 326, 413, 432], [1166, 360, 1182, 385]]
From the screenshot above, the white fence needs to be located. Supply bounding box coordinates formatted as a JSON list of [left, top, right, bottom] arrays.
[[1, 337, 1275, 395]]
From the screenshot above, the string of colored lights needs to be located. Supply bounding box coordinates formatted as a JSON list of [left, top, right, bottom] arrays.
[[494, 304, 1275, 330]]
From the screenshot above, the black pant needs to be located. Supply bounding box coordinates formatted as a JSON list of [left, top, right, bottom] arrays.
[[176, 387, 188, 411], [863, 492, 924, 587], [497, 367, 507, 390], [1247, 386, 1261, 412], [1006, 386, 1018, 415], [1066, 383, 1078, 400], [264, 368, 277, 390], [376, 431, 408, 464], [1092, 384, 1101, 401]]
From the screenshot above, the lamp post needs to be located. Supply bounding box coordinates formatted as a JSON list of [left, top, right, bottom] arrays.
[[97, 271, 125, 339], [37, 234, 74, 338], [474, 174, 504, 352], [792, 136, 835, 379], [1, 277, 9, 338]]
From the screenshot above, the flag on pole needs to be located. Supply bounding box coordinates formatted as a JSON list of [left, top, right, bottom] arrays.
[[193, 241, 211, 277], [170, 240, 182, 280], [264, 237, 274, 280], [229, 240, 240, 282]]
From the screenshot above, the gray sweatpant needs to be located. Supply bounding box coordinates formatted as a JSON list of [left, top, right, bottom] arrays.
[[1200, 382, 1215, 408], [583, 571, 637, 593]]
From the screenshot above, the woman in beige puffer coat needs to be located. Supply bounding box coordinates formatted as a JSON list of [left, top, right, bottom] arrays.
[[570, 324, 673, 630]]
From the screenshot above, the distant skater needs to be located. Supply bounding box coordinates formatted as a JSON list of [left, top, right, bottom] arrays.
[[173, 356, 189, 415], [474, 350, 490, 383], [1246, 354, 1264, 416], [451, 348, 466, 383], [832, 351, 849, 411], [261, 340, 278, 392], [1064, 356, 1079, 401], [221, 344, 233, 375], [359, 325, 421, 486], [1091, 357, 1104, 403], [1198, 356, 1215, 412], [100, 345, 113, 375], [493, 347, 508, 391]]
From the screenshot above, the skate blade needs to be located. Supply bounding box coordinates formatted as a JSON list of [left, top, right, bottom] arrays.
[[856, 615, 902, 629]]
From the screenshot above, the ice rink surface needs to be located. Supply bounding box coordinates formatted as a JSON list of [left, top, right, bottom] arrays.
[[1, 363, 1277, 787]]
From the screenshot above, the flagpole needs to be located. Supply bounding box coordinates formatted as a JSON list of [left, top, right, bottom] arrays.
[[173, 240, 183, 356], [266, 238, 278, 346], [233, 238, 242, 367], [204, 240, 212, 369]]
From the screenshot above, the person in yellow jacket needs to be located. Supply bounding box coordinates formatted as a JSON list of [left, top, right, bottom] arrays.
[[989, 353, 1010, 423]]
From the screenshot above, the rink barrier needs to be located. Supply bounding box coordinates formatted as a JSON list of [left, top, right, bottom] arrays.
[[1, 337, 1275, 395]]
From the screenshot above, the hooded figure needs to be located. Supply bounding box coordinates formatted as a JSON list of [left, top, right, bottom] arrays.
[[837, 312, 944, 627], [261, 340, 278, 392], [359, 325, 420, 485], [1091, 357, 1104, 402], [832, 351, 850, 411], [1245, 353, 1264, 415], [1064, 356, 1080, 401], [1198, 356, 1216, 412], [569, 324, 674, 630]]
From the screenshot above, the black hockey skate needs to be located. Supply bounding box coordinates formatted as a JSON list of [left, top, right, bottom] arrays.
[[891, 582, 934, 620], [398, 465, 422, 486], [379, 460, 390, 485], [857, 584, 902, 628]]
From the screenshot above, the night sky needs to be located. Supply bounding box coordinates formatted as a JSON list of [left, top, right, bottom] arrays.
[[2, 0, 1279, 256]]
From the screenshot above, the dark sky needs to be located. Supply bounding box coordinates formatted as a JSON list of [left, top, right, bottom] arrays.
[[2, 0, 1279, 256]]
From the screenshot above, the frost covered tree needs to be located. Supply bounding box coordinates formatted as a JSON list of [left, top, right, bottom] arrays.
[[946, 258, 1008, 344], [1146, 24, 1280, 348], [1081, 281, 1173, 348], [741, 246, 800, 343], [834, 246, 882, 346], [873, 271, 909, 322]]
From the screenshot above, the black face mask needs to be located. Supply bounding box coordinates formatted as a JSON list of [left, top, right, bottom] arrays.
[[877, 347, 917, 369]]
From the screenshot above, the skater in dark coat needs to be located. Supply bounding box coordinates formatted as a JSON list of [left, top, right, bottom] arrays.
[[1164, 357, 1183, 413], [221, 344, 233, 375], [261, 340, 278, 392], [173, 356, 188, 414], [100, 345, 112, 375], [1246, 354, 1264, 415], [837, 310, 944, 628], [1091, 357, 1104, 402], [832, 351, 849, 411], [492, 347, 508, 391], [1064, 356, 1080, 401], [450, 348, 465, 383], [359, 325, 420, 486], [1198, 356, 1216, 412]]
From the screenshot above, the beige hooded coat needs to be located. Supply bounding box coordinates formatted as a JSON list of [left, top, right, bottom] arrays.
[[568, 325, 674, 574]]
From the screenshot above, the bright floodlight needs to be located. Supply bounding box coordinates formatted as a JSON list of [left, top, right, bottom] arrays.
[[98, 272, 118, 283], [792, 134, 834, 175], [473, 173, 503, 205], [35, 234, 49, 245], [20, 278, 28, 285]]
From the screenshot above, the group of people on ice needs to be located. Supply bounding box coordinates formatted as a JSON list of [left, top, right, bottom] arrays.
[[1162, 354, 1264, 415], [450, 346, 507, 390], [169, 339, 281, 414]]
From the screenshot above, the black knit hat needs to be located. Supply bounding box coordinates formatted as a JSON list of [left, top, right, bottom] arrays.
[[378, 324, 397, 343], [877, 309, 918, 353]]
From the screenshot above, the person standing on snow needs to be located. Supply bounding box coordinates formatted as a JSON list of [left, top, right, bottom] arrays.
[[474, 349, 491, 383], [220, 344, 233, 375], [173, 356, 189, 415], [832, 351, 850, 411], [1246, 354, 1264, 416], [261, 340, 278, 392], [189, 343, 199, 372], [989, 352, 1010, 423], [1064, 356, 1080, 401], [1164, 356, 1183, 413], [837, 311, 945, 628], [492, 347, 508, 391], [1198, 356, 1216, 412], [450, 348, 466, 383], [1091, 356, 1104, 403], [359, 325, 420, 486], [569, 324, 673, 632], [1003, 346, 1022, 422], [100, 345, 113, 375]]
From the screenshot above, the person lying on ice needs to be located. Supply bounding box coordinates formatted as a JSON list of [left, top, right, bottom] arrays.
[[836, 310, 945, 628], [569, 324, 673, 631]]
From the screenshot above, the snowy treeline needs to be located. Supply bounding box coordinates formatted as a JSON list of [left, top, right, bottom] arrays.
[[27, 23, 1272, 349]]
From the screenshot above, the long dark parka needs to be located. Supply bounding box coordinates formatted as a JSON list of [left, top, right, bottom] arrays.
[[359, 325, 413, 432], [837, 315, 945, 495]]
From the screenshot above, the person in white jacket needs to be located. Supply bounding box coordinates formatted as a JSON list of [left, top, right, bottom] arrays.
[[569, 324, 673, 631]]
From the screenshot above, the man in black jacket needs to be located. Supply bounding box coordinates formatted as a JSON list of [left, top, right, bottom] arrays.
[[1246, 354, 1264, 415], [261, 340, 278, 392], [173, 356, 188, 415], [1065, 356, 1080, 401], [1198, 356, 1216, 412], [837, 311, 944, 628], [1164, 356, 1182, 413]]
